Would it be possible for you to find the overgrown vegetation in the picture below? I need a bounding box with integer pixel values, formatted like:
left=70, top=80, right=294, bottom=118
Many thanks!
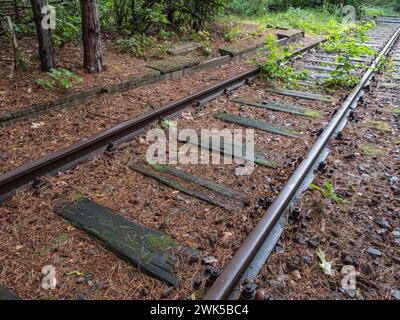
left=321, top=21, right=376, bottom=90
left=255, top=34, right=309, bottom=85
left=36, top=68, right=83, bottom=91
left=3, top=0, right=400, bottom=75
left=113, top=34, right=157, bottom=57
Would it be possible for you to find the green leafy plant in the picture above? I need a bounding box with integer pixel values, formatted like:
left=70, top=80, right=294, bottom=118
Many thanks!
left=203, top=46, right=213, bottom=56
left=52, top=2, right=81, bottom=47
left=55, top=234, right=69, bottom=245
left=35, top=79, right=55, bottom=91
left=255, top=34, right=309, bottom=86
left=75, top=191, right=84, bottom=203
left=224, top=26, right=242, bottom=41
left=36, top=68, right=82, bottom=91
left=316, top=248, right=334, bottom=276
left=192, top=30, right=212, bottom=54
left=321, top=22, right=376, bottom=90
left=310, top=180, right=346, bottom=204
left=49, top=68, right=83, bottom=89
left=157, top=42, right=171, bottom=56
left=161, top=119, right=176, bottom=130
left=114, top=34, right=156, bottom=57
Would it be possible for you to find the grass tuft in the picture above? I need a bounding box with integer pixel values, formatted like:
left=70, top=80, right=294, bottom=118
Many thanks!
left=358, top=144, right=385, bottom=156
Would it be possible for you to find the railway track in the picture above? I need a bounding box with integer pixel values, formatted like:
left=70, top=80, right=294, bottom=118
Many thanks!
left=0, top=21, right=399, bottom=300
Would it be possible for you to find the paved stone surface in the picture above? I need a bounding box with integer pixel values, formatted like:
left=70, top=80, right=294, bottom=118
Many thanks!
left=168, top=42, right=205, bottom=56
left=147, top=56, right=201, bottom=74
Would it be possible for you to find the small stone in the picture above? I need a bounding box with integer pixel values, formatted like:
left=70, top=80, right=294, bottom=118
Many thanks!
left=389, top=176, right=399, bottom=186
left=363, top=132, right=377, bottom=141
left=193, top=277, right=202, bottom=290
left=302, top=255, right=312, bottom=265
left=270, top=280, right=284, bottom=291
left=367, top=247, right=382, bottom=257
left=343, top=255, right=355, bottom=265
left=357, top=163, right=368, bottom=172
left=140, top=288, right=150, bottom=297
left=189, top=254, right=200, bottom=264
left=307, top=235, right=320, bottom=247
left=88, top=249, right=97, bottom=256
left=391, top=290, right=400, bottom=300
left=392, top=228, right=400, bottom=238
left=104, top=186, right=118, bottom=193
left=102, top=283, right=110, bottom=290
left=275, top=245, right=285, bottom=254
left=346, top=289, right=356, bottom=298
left=75, top=277, right=85, bottom=284
left=376, top=229, right=387, bottom=236
left=295, top=232, right=306, bottom=244
left=277, top=274, right=289, bottom=283
left=202, top=256, right=218, bottom=266
left=375, top=218, right=391, bottom=229
left=290, top=270, right=302, bottom=281
left=328, top=280, right=337, bottom=291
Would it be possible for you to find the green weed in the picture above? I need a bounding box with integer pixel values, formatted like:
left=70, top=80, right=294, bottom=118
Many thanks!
left=310, top=180, right=346, bottom=204
left=366, top=120, right=392, bottom=132
left=114, top=34, right=156, bottom=57
left=36, top=68, right=82, bottom=91
left=322, top=22, right=376, bottom=90
left=358, top=144, right=385, bottom=156
left=224, top=26, right=242, bottom=41
left=255, top=34, right=309, bottom=86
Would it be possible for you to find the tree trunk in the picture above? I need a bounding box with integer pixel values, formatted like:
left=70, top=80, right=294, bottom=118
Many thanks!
left=14, top=0, right=20, bottom=22
left=30, top=0, right=55, bottom=71
left=80, top=0, right=103, bottom=72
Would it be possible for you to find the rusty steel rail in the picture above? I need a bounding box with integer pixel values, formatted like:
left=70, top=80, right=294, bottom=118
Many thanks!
left=0, top=69, right=259, bottom=201
left=0, top=36, right=326, bottom=202
left=203, top=26, right=400, bottom=300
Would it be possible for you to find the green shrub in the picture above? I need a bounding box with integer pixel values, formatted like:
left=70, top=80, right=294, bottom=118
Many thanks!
left=114, top=34, right=156, bottom=57
left=322, top=21, right=376, bottom=90
left=36, top=68, right=83, bottom=91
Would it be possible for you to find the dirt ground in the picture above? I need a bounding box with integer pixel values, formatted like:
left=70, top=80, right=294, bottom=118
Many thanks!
left=257, top=46, right=400, bottom=301
left=0, top=22, right=291, bottom=115
left=1, top=22, right=396, bottom=301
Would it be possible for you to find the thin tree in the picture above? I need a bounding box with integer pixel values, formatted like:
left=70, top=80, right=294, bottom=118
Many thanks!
left=80, top=0, right=103, bottom=72
left=30, top=0, right=55, bottom=71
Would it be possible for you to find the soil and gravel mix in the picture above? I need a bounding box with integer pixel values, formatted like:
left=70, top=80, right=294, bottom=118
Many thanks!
left=0, top=22, right=291, bottom=115
left=0, top=35, right=321, bottom=175
left=0, top=61, right=359, bottom=300
left=0, top=25, right=395, bottom=301
left=256, top=41, right=400, bottom=301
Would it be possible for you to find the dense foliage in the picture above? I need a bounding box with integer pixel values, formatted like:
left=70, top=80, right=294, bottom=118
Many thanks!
left=5, top=0, right=399, bottom=42
left=227, top=0, right=400, bottom=16
left=2, top=0, right=399, bottom=77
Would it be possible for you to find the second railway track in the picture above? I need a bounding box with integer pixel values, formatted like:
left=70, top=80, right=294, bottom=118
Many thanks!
left=0, top=20, right=399, bottom=300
